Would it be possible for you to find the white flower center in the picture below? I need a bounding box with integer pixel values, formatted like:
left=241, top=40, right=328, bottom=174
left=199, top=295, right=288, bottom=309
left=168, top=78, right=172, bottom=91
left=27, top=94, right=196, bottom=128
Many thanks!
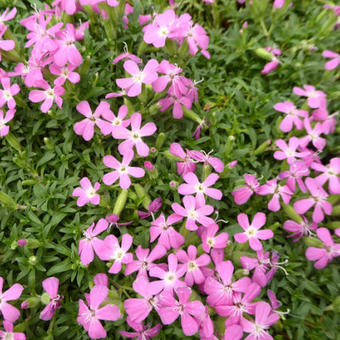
left=131, top=131, right=141, bottom=141
left=254, top=324, right=266, bottom=337
left=118, top=165, right=128, bottom=174
left=45, top=88, right=55, bottom=99
left=3, top=333, right=15, bottom=340
left=113, top=118, right=122, bottom=126
left=3, top=90, right=12, bottom=100
left=158, top=26, right=169, bottom=37
left=133, top=71, right=144, bottom=83
left=207, top=237, right=215, bottom=247
left=188, top=209, right=198, bottom=220
left=114, top=248, right=125, bottom=261
left=246, top=226, right=257, bottom=238
left=164, top=272, right=176, bottom=285
left=188, top=260, right=198, bottom=272
left=86, top=188, right=96, bottom=198
left=195, top=183, right=205, bottom=193
left=285, top=148, right=295, bottom=157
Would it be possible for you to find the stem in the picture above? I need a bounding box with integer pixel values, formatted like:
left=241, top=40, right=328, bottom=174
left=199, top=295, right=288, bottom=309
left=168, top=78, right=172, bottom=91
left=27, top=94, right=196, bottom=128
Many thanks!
left=260, top=18, right=270, bottom=37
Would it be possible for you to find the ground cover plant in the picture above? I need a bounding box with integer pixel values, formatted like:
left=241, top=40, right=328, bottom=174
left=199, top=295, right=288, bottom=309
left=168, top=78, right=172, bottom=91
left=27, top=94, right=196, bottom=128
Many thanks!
left=0, top=0, right=339, bottom=339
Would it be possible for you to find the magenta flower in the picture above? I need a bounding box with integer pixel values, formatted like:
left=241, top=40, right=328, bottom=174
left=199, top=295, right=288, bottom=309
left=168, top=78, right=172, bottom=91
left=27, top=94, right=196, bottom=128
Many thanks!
left=77, top=285, right=121, bottom=339
left=120, top=317, right=161, bottom=340
left=169, top=143, right=196, bottom=175
left=138, top=197, right=162, bottom=219
left=234, top=213, right=273, bottom=251
left=261, top=47, right=281, bottom=75
left=171, top=195, right=215, bottom=231
left=116, top=59, right=159, bottom=97
left=201, top=223, right=229, bottom=253
left=278, top=161, right=309, bottom=193
left=274, top=101, right=308, bottom=132
left=241, top=301, right=280, bottom=340
left=0, top=109, right=15, bottom=137
left=0, top=8, right=17, bottom=30
left=258, top=179, right=293, bottom=212
left=158, top=287, right=205, bottom=336
left=224, top=325, right=243, bottom=340
left=114, top=113, right=157, bottom=157
left=0, top=320, right=26, bottom=340
left=74, top=101, right=113, bottom=141
left=312, top=157, right=340, bottom=194
left=79, top=219, right=108, bottom=266
left=49, top=63, right=80, bottom=86
left=299, top=118, right=326, bottom=151
left=0, top=277, right=23, bottom=323
left=103, top=151, right=145, bottom=189
left=113, top=52, right=142, bottom=65
left=40, top=277, right=63, bottom=321
left=293, top=85, right=326, bottom=109
left=97, top=234, right=133, bottom=274
left=294, top=177, right=332, bottom=223
left=0, top=78, right=20, bottom=109
left=100, top=104, right=130, bottom=139
left=124, top=277, right=161, bottom=323
left=306, top=228, right=340, bottom=269
left=176, top=245, right=211, bottom=286
left=125, top=244, right=166, bottom=277
left=274, top=137, right=307, bottom=164
left=150, top=213, right=185, bottom=250
left=72, top=177, right=100, bottom=207
left=204, top=260, right=251, bottom=307
left=322, top=50, right=340, bottom=70
left=52, top=0, right=79, bottom=15
left=178, top=172, right=222, bottom=205
left=232, top=174, right=260, bottom=205
left=149, top=254, right=186, bottom=294
left=283, top=216, right=317, bottom=242
left=184, top=23, right=210, bottom=58
left=28, top=80, right=64, bottom=113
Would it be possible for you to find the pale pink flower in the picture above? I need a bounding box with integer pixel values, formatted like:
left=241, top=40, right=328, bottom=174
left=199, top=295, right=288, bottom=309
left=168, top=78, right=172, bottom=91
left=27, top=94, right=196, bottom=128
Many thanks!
left=97, top=234, right=133, bottom=274
left=306, top=228, right=340, bottom=269
left=178, top=172, right=222, bottom=205
left=274, top=101, right=308, bottom=132
left=116, top=59, right=159, bottom=97
left=79, top=219, right=108, bottom=266
left=158, top=287, right=205, bottom=336
left=100, top=104, right=130, bottom=138
left=184, top=23, right=210, bottom=58
left=0, top=320, right=26, bottom=340
left=171, top=195, right=215, bottom=231
left=120, top=317, right=161, bottom=340
left=40, top=277, right=63, bottom=321
left=0, top=109, right=15, bottom=137
left=234, top=213, right=273, bottom=251
left=294, top=177, right=332, bottom=223
left=72, top=177, right=100, bottom=207
left=113, top=52, right=142, bottom=65
left=299, top=118, right=326, bottom=151
left=77, top=285, right=121, bottom=339
left=293, top=85, right=326, bottom=109
left=52, top=0, right=80, bottom=15
left=312, top=157, right=340, bottom=194
left=224, top=325, right=243, bottom=340
left=103, top=151, right=145, bottom=189
left=93, top=273, right=108, bottom=287
left=0, top=277, right=23, bottom=322
left=0, top=26, right=15, bottom=61
left=283, top=216, right=317, bottom=242
left=322, top=50, right=340, bottom=70
left=169, top=143, right=196, bottom=175
left=274, top=137, right=307, bottom=164
left=201, top=223, right=229, bottom=253
left=0, top=78, right=20, bottom=109
left=232, top=174, right=260, bottom=205
left=278, top=161, right=309, bottom=193
left=74, top=101, right=113, bottom=141
left=114, top=113, right=157, bottom=157
left=49, top=63, right=80, bottom=86
left=0, top=8, right=17, bottom=30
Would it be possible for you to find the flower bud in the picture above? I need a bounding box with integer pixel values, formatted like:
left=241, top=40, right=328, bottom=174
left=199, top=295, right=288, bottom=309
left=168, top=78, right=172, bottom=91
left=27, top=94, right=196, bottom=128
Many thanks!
left=41, top=292, right=51, bottom=305
left=303, top=236, right=323, bottom=248
left=169, top=181, right=178, bottom=190
left=28, top=256, right=38, bottom=266
left=17, top=239, right=27, bottom=247
left=156, top=132, right=166, bottom=149
left=255, top=47, right=274, bottom=61
left=144, top=161, right=154, bottom=171
left=228, top=160, right=238, bottom=168
left=113, top=189, right=128, bottom=217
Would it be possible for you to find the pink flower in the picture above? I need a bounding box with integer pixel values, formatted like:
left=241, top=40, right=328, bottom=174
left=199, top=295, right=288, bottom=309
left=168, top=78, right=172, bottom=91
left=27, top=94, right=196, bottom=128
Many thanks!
left=113, top=52, right=142, bottom=65
left=322, top=50, right=340, bottom=70
left=0, top=109, right=15, bottom=137
left=120, top=318, right=161, bottom=339
left=0, top=277, right=23, bottom=322
left=114, top=112, right=157, bottom=157
left=124, top=277, right=161, bottom=323
left=278, top=161, right=309, bottom=193
left=72, top=177, right=100, bottom=207
left=232, top=174, right=260, bottom=205
left=274, top=137, right=307, bottom=164
left=52, top=0, right=80, bottom=15
left=169, top=143, right=196, bottom=175
left=178, top=172, right=222, bottom=205
left=294, top=177, right=332, bottom=223
left=258, top=179, right=293, bottom=212
left=138, top=198, right=162, bottom=219
left=158, top=287, right=205, bottom=336
left=149, top=253, right=186, bottom=294
left=274, top=101, right=308, bottom=132
left=299, top=118, right=326, bottom=151
left=283, top=216, right=317, bottom=242
left=79, top=219, right=108, bottom=266
left=77, top=285, right=121, bottom=339
left=241, top=301, right=280, bottom=339
left=28, top=80, right=64, bottom=113
left=306, top=228, right=340, bottom=269
left=49, top=63, right=80, bottom=86
left=204, top=260, right=251, bottom=307
left=201, top=223, right=229, bottom=253
left=176, top=245, right=210, bottom=286
left=150, top=213, right=185, bottom=250
left=116, top=59, right=159, bottom=97
left=0, top=8, right=17, bottom=30
left=312, top=157, right=340, bottom=194
left=184, top=23, right=210, bottom=58
left=0, top=26, right=15, bottom=61
left=40, top=277, right=63, bottom=321
left=74, top=101, right=113, bottom=141
left=234, top=213, right=273, bottom=251
left=0, top=78, right=20, bottom=110
left=100, top=104, right=130, bottom=139
left=102, top=151, right=145, bottom=189
left=97, top=234, right=133, bottom=274
left=293, top=85, right=326, bottom=109
left=261, top=47, right=281, bottom=75
left=0, top=320, right=26, bottom=340
left=171, top=195, right=215, bottom=231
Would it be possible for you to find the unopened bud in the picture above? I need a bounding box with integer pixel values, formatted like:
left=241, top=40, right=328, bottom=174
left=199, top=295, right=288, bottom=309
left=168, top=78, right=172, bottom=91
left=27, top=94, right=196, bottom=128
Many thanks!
left=144, top=161, right=154, bottom=171
left=41, top=292, right=51, bottom=305
left=28, top=256, right=38, bottom=266
left=17, top=239, right=27, bottom=247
